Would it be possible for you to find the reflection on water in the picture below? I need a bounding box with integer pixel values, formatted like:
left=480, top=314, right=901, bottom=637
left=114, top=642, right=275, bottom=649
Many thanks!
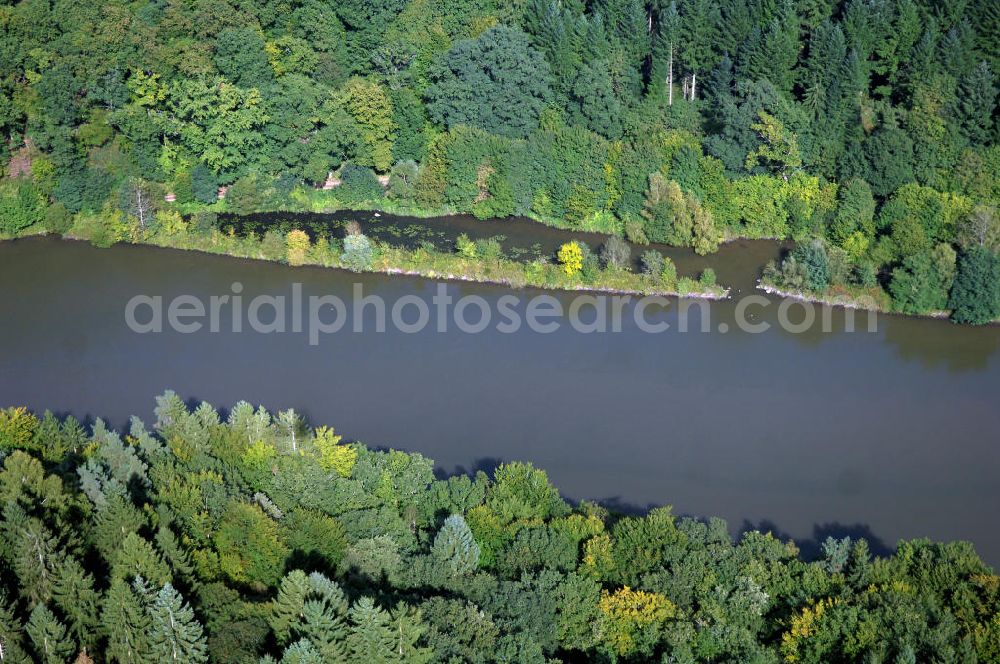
left=1, top=234, right=999, bottom=566
left=882, top=313, right=1000, bottom=372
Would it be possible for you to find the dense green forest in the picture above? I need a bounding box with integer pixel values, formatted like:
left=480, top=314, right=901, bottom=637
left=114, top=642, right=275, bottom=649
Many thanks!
left=0, top=394, right=995, bottom=663
left=0, top=0, right=998, bottom=319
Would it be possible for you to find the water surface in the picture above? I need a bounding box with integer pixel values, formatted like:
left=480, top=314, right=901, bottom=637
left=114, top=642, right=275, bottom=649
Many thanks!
left=1, top=233, right=998, bottom=564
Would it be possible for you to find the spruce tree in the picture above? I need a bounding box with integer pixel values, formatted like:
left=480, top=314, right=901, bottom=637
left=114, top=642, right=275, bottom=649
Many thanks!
left=431, top=514, right=481, bottom=575
left=25, top=605, right=73, bottom=664
left=111, top=533, right=172, bottom=587
left=270, top=571, right=311, bottom=644
left=389, top=604, right=433, bottom=663
left=102, top=578, right=151, bottom=664
left=955, top=62, right=997, bottom=144
left=0, top=592, right=31, bottom=664
left=1, top=504, right=61, bottom=608
left=270, top=570, right=350, bottom=658
left=346, top=597, right=396, bottom=664
left=51, top=556, right=100, bottom=650
left=273, top=639, right=324, bottom=664
left=147, top=584, right=208, bottom=664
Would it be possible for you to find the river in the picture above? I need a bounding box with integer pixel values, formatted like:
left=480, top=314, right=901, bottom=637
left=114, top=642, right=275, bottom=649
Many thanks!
left=1, top=226, right=999, bottom=565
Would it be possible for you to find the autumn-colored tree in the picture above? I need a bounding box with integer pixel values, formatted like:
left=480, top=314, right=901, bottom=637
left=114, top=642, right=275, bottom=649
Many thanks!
left=557, top=242, right=583, bottom=277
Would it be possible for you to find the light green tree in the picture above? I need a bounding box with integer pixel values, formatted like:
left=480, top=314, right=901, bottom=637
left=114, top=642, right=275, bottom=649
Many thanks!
left=147, top=584, right=208, bottom=664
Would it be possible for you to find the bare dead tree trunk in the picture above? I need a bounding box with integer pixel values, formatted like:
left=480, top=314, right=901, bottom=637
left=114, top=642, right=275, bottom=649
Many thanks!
left=135, top=185, right=145, bottom=229
left=668, top=44, right=673, bottom=106
left=691, top=72, right=696, bottom=101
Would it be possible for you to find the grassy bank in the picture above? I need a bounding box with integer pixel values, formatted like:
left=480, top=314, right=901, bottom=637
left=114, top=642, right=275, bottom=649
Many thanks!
left=756, top=278, right=893, bottom=314
left=2, top=209, right=728, bottom=299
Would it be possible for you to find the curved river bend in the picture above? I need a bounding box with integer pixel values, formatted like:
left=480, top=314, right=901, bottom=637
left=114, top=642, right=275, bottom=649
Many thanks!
left=2, top=233, right=999, bottom=564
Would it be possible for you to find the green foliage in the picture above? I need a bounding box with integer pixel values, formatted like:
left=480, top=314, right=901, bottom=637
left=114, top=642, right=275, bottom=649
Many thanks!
left=214, top=28, right=273, bottom=89
left=949, top=246, right=1000, bottom=324
left=0, top=395, right=994, bottom=662
left=889, top=245, right=956, bottom=314
left=25, top=604, right=73, bottom=664
left=340, top=234, right=375, bottom=272
left=215, top=502, right=290, bottom=589
left=191, top=165, right=218, bottom=205
left=745, top=111, right=802, bottom=176
left=148, top=584, right=208, bottom=664
left=0, top=179, right=46, bottom=235
left=431, top=514, right=480, bottom=575
left=337, top=164, right=383, bottom=203
left=783, top=240, right=831, bottom=292
left=0, top=0, right=989, bottom=310
left=426, top=27, right=553, bottom=138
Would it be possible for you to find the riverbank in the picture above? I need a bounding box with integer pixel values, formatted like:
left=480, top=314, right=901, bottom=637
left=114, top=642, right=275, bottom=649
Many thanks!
left=0, top=218, right=728, bottom=300
left=756, top=280, right=892, bottom=313
left=756, top=279, right=1000, bottom=324
left=159, top=230, right=730, bottom=299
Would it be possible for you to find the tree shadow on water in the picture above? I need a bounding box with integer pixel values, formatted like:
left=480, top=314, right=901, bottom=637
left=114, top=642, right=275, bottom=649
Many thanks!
left=434, top=456, right=506, bottom=480
left=741, top=519, right=893, bottom=560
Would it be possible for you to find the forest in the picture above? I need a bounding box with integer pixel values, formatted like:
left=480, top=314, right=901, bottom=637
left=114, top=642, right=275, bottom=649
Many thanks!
left=0, top=394, right=996, bottom=663
left=0, top=0, right=998, bottom=319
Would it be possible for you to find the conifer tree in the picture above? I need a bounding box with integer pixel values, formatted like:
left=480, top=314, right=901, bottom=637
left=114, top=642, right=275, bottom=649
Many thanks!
left=0, top=592, right=31, bottom=664
left=111, top=533, right=172, bottom=587
left=147, top=584, right=208, bottom=664
left=155, top=525, right=196, bottom=585
left=1, top=504, right=61, bottom=608
left=347, top=597, right=396, bottom=664
left=431, top=514, right=481, bottom=575
left=102, top=578, right=151, bottom=664
left=25, top=605, right=73, bottom=664
left=51, top=556, right=100, bottom=650
left=955, top=62, right=997, bottom=144
left=389, top=604, right=433, bottom=663
left=677, top=0, right=720, bottom=99
left=270, top=571, right=350, bottom=660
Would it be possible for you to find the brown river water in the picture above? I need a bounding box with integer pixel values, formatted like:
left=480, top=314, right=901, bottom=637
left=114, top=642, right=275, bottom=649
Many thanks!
left=1, top=217, right=998, bottom=564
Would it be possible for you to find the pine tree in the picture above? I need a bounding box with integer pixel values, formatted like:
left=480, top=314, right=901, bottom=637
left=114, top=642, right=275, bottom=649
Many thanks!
left=91, top=494, right=146, bottom=560
left=147, top=584, right=208, bottom=664
left=102, top=578, right=151, bottom=664
left=25, top=605, right=73, bottom=664
left=347, top=597, right=396, bottom=664
left=677, top=0, right=720, bottom=99
left=652, top=1, right=681, bottom=103
left=431, top=514, right=480, bottom=575
left=34, top=411, right=68, bottom=462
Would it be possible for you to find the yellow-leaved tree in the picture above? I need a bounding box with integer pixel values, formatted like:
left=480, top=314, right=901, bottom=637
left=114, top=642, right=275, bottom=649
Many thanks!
left=286, top=229, right=311, bottom=266
left=313, top=426, right=356, bottom=477
left=558, top=241, right=583, bottom=276
left=596, top=586, right=676, bottom=659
